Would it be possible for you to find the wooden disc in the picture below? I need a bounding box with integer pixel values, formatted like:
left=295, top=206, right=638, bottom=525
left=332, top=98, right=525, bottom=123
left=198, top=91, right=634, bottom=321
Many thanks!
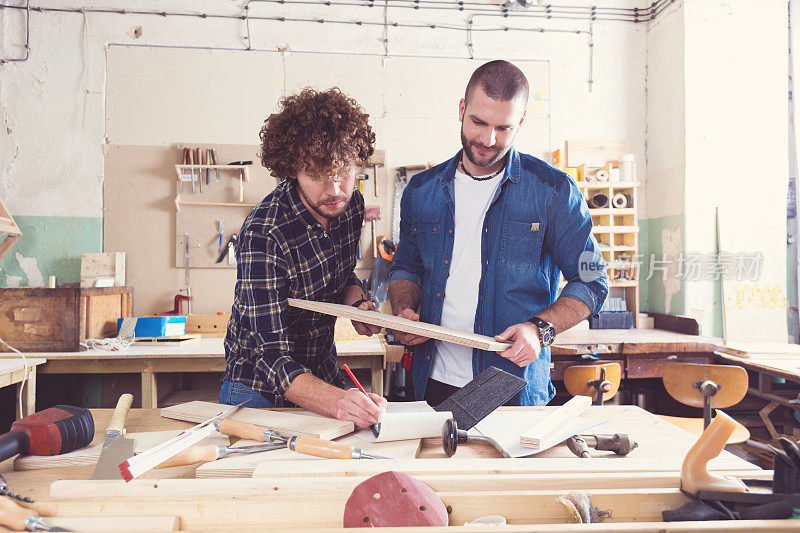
left=662, top=363, right=747, bottom=408
left=563, top=362, right=621, bottom=402
left=343, top=471, right=448, bottom=528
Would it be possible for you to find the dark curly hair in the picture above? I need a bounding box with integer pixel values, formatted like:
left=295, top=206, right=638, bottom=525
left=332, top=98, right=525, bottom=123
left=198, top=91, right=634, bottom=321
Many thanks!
left=259, top=87, right=376, bottom=181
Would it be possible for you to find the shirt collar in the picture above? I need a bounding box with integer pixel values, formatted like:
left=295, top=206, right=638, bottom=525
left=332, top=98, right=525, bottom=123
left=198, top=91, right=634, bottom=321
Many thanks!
left=442, top=147, right=521, bottom=185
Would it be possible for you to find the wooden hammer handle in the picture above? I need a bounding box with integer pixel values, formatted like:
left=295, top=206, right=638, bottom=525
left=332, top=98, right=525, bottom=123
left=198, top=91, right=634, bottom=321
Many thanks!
left=216, top=419, right=269, bottom=441
left=155, top=445, right=222, bottom=469
left=290, top=436, right=352, bottom=459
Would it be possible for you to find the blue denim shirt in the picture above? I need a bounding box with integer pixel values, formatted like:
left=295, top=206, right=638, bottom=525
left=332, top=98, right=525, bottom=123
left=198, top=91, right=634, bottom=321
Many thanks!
left=389, top=148, right=609, bottom=406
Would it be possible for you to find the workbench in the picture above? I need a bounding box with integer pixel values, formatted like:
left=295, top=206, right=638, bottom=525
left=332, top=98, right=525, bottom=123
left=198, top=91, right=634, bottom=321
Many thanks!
left=2, top=406, right=790, bottom=531
left=0, top=357, right=45, bottom=418
left=0, top=338, right=386, bottom=408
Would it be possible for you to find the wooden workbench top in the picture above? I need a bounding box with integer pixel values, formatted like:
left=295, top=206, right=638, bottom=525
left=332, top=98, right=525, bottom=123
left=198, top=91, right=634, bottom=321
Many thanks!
left=1, top=405, right=761, bottom=503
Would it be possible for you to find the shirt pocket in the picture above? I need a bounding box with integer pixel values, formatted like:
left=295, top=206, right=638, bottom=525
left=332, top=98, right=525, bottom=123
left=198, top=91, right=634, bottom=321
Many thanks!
left=500, top=220, right=543, bottom=271
left=411, top=221, right=442, bottom=268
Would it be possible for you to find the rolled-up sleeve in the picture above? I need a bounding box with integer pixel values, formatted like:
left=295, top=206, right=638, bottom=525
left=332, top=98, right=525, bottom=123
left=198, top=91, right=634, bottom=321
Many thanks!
left=388, top=182, right=424, bottom=287
left=237, top=230, right=310, bottom=396
left=547, top=178, right=609, bottom=317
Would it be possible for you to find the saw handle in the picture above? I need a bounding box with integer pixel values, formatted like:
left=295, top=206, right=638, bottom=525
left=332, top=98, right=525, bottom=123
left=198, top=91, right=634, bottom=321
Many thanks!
left=105, top=394, right=133, bottom=437
left=0, top=496, right=34, bottom=531
left=155, top=445, right=222, bottom=469
left=216, top=419, right=268, bottom=442
left=289, top=436, right=352, bottom=459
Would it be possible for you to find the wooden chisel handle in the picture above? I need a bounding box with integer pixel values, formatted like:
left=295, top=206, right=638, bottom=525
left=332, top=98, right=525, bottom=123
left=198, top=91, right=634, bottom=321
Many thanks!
left=289, top=436, right=353, bottom=460
left=154, top=445, right=223, bottom=469
left=0, top=496, right=32, bottom=531
left=215, top=419, right=272, bottom=441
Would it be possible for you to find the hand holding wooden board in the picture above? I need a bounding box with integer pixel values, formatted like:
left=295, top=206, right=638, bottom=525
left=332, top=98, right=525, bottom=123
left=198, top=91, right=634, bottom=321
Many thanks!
left=288, top=298, right=511, bottom=351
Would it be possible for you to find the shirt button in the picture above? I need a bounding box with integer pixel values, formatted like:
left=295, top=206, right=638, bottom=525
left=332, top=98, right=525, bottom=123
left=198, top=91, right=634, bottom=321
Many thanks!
left=426, top=356, right=431, bottom=360
left=484, top=228, right=488, bottom=233
left=433, top=227, right=438, bottom=232
left=436, top=292, right=441, bottom=298
left=448, top=229, right=453, bottom=234
left=444, top=259, right=449, bottom=265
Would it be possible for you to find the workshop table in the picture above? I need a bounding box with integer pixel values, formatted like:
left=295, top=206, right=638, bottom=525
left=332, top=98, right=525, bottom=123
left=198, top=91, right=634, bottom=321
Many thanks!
left=1, top=337, right=386, bottom=408
left=0, top=357, right=45, bottom=418
left=0, top=405, right=764, bottom=503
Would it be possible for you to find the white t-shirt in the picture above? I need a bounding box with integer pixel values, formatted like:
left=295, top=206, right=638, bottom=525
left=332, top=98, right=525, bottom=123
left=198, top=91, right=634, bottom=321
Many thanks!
left=429, top=166, right=504, bottom=387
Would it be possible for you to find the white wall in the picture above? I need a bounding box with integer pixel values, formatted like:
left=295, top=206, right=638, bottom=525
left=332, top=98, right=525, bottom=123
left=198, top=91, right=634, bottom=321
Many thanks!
left=1, top=0, right=648, bottom=220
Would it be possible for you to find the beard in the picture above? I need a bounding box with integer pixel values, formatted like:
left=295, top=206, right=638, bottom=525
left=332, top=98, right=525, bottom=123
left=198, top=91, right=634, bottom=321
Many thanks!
left=460, top=128, right=511, bottom=170
left=297, top=187, right=352, bottom=221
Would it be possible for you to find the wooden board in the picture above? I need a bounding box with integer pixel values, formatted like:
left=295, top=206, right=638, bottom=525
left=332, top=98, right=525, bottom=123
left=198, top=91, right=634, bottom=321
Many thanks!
left=565, top=140, right=626, bottom=168
left=51, top=469, right=772, bottom=498
left=34, top=488, right=692, bottom=527
left=159, top=401, right=354, bottom=440
left=288, top=299, right=511, bottom=351
left=519, top=396, right=592, bottom=449
left=185, top=314, right=229, bottom=338
left=718, top=342, right=800, bottom=357
left=131, top=334, right=201, bottom=346
left=80, top=252, right=125, bottom=288
left=195, top=433, right=421, bottom=478
left=48, top=515, right=178, bottom=532
left=14, top=430, right=229, bottom=471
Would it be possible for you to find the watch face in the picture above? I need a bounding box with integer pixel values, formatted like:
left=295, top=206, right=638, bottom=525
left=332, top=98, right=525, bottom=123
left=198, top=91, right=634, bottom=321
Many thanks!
left=541, top=327, right=555, bottom=346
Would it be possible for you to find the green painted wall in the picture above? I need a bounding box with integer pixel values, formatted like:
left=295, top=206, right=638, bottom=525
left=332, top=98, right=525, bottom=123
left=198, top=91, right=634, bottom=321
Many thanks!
left=0, top=216, right=103, bottom=286
left=638, top=214, right=687, bottom=316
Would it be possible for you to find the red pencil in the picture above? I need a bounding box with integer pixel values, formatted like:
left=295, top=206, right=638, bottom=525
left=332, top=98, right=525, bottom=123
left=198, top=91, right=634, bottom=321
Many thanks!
left=342, top=363, right=379, bottom=406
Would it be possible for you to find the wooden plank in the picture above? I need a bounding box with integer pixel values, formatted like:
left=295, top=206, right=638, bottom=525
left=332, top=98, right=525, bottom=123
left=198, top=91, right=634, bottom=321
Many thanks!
left=519, top=396, right=592, bottom=449
left=252, top=455, right=758, bottom=478
left=51, top=470, right=772, bottom=499
left=159, top=401, right=354, bottom=440
left=195, top=433, right=421, bottom=478
left=14, top=430, right=230, bottom=471
left=185, top=314, right=229, bottom=338
left=288, top=298, right=511, bottom=351
left=36, top=488, right=691, bottom=527
left=648, top=313, right=701, bottom=335
left=565, top=140, right=626, bottom=168
left=48, top=515, right=179, bottom=531
left=80, top=252, right=125, bottom=288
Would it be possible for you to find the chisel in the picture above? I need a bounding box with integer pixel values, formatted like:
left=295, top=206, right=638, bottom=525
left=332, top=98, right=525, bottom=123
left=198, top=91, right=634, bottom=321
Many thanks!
left=154, top=441, right=284, bottom=469
left=0, top=496, right=70, bottom=531
left=214, top=419, right=391, bottom=460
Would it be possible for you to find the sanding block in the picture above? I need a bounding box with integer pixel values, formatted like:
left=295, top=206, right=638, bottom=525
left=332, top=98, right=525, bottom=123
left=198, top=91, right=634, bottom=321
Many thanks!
left=434, top=367, right=526, bottom=430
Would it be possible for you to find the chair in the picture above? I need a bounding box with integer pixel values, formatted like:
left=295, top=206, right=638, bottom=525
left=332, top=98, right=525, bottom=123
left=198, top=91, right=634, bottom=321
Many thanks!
left=563, top=362, right=622, bottom=405
left=660, top=362, right=750, bottom=444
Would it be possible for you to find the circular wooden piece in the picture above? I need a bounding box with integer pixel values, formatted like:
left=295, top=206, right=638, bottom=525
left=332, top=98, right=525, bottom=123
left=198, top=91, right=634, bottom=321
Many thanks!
left=662, top=363, right=747, bottom=408
left=343, top=471, right=448, bottom=528
left=563, top=362, right=621, bottom=402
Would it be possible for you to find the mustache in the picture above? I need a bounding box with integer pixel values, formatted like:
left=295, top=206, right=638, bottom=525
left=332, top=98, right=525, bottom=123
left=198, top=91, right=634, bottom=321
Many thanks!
left=319, top=196, right=347, bottom=204
left=471, top=142, right=497, bottom=151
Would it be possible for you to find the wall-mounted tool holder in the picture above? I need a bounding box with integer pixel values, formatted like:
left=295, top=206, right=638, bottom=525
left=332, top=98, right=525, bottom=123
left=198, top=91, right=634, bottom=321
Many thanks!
left=174, top=147, right=260, bottom=269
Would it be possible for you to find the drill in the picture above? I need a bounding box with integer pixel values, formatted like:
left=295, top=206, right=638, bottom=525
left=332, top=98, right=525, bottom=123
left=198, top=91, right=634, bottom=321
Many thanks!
left=0, top=405, right=94, bottom=462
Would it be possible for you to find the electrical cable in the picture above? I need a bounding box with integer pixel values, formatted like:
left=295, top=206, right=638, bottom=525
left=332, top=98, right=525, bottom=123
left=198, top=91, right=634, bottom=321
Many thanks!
left=0, top=336, right=29, bottom=419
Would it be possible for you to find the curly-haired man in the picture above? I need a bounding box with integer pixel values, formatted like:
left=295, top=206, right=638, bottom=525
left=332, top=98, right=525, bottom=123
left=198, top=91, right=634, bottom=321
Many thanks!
left=221, top=88, right=386, bottom=429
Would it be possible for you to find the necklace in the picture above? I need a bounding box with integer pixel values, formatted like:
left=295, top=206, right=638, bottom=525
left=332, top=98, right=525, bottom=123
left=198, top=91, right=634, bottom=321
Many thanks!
left=459, top=159, right=503, bottom=181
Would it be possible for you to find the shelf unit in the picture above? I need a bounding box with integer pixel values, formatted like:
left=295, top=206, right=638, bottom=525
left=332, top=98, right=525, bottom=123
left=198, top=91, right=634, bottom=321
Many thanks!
left=582, top=180, right=640, bottom=326
left=174, top=164, right=250, bottom=211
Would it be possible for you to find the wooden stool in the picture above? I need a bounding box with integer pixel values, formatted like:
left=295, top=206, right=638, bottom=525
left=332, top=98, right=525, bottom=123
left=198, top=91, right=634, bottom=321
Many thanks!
left=660, top=362, right=750, bottom=444
left=563, top=362, right=621, bottom=405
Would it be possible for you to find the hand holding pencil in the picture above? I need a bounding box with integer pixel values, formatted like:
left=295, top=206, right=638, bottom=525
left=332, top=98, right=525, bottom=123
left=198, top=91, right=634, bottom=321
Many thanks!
left=339, top=364, right=387, bottom=430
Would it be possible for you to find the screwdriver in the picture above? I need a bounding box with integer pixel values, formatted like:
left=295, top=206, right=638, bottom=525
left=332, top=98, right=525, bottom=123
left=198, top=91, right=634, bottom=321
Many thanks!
left=216, top=419, right=391, bottom=460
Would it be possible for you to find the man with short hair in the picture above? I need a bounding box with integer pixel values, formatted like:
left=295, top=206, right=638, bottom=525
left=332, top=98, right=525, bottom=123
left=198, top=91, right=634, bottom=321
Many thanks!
left=222, top=87, right=385, bottom=429
left=388, top=60, right=608, bottom=407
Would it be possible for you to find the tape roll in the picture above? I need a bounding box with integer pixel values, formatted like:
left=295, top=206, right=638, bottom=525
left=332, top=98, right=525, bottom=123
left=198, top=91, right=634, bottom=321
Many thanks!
left=588, top=193, right=609, bottom=209
left=585, top=171, right=597, bottom=182
left=594, top=170, right=609, bottom=182
left=612, top=193, right=631, bottom=209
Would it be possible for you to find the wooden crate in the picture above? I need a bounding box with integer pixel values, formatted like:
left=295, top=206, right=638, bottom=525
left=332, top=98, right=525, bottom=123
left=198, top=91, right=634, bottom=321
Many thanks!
left=0, top=287, right=133, bottom=352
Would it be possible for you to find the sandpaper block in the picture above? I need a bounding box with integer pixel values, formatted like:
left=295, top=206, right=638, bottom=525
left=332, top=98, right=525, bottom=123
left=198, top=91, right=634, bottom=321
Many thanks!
left=434, top=367, right=526, bottom=430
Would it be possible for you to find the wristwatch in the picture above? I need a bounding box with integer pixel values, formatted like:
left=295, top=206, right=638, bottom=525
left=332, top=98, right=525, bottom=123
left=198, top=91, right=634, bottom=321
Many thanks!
left=527, top=317, right=556, bottom=348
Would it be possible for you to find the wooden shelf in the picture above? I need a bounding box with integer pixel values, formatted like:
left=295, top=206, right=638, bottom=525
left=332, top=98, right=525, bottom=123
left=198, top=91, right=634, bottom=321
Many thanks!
left=588, top=208, right=636, bottom=215
left=577, top=181, right=639, bottom=189
left=177, top=201, right=257, bottom=208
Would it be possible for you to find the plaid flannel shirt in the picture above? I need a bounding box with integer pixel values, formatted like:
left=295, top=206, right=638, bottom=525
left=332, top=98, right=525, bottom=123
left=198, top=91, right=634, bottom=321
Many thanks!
left=223, top=179, right=364, bottom=406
